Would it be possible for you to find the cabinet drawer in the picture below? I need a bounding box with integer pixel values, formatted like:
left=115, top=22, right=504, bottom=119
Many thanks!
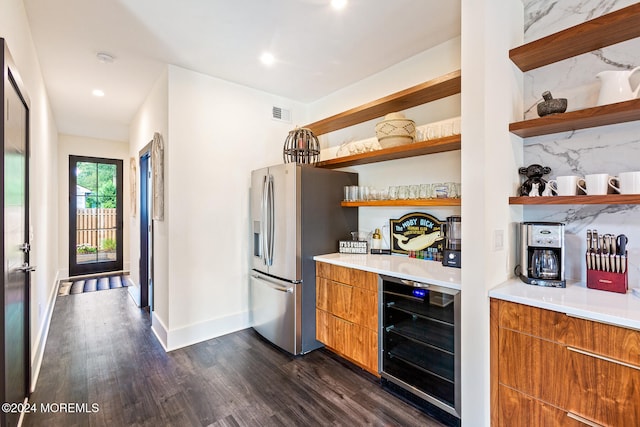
left=498, top=328, right=568, bottom=408
left=327, top=281, right=377, bottom=331
left=318, top=312, right=378, bottom=375
left=497, top=300, right=640, bottom=368
left=498, top=300, right=567, bottom=342
left=567, top=347, right=640, bottom=427
left=316, top=308, right=331, bottom=347
left=565, top=316, right=640, bottom=368
left=316, top=277, right=330, bottom=311
left=498, top=386, right=582, bottom=427
left=316, top=261, right=331, bottom=281
left=317, top=277, right=377, bottom=330
left=316, top=262, right=377, bottom=292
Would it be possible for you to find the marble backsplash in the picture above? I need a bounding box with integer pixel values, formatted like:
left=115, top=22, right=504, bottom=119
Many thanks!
left=521, top=0, right=640, bottom=287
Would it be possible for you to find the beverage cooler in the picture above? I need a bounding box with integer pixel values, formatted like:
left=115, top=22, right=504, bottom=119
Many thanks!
left=380, top=275, right=461, bottom=426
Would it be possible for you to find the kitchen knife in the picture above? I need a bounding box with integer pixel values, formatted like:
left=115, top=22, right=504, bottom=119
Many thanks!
left=586, top=230, right=592, bottom=270
left=611, top=235, right=618, bottom=272
left=602, top=236, right=609, bottom=272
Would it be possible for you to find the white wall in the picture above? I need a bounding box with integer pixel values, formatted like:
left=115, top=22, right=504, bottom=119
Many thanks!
left=57, top=134, right=130, bottom=279
left=129, top=64, right=308, bottom=350
left=128, top=67, right=169, bottom=341
left=461, top=0, right=523, bottom=425
left=1, top=0, right=60, bottom=390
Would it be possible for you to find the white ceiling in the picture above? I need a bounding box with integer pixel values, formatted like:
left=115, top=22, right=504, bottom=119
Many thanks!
left=23, top=0, right=461, bottom=141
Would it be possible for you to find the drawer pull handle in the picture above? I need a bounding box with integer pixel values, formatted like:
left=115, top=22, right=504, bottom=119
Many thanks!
left=567, top=346, right=640, bottom=371
left=566, top=411, right=604, bottom=427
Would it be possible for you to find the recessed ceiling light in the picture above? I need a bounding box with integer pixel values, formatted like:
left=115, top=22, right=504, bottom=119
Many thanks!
left=260, top=52, right=275, bottom=66
left=92, top=89, right=105, bottom=97
left=331, top=0, right=347, bottom=10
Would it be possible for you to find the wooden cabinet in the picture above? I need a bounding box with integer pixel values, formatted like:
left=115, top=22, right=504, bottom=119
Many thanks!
left=316, top=262, right=379, bottom=375
left=491, top=299, right=640, bottom=426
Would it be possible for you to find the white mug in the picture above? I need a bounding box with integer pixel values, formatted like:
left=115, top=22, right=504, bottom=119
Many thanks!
left=609, top=171, right=640, bottom=194
left=547, top=175, right=581, bottom=196
left=577, top=173, right=611, bottom=195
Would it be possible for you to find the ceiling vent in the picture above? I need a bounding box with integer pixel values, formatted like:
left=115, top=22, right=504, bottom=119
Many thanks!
left=272, top=106, right=291, bottom=123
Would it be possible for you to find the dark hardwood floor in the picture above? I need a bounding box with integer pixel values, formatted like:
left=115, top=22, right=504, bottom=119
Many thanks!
left=25, top=287, right=445, bottom=427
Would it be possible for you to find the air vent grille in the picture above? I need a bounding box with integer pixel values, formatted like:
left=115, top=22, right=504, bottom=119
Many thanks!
left=272, top=106, right=291, bottom=123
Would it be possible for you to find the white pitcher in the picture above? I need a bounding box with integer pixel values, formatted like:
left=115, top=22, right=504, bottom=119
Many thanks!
left=596, top=66, right=640, bottom=106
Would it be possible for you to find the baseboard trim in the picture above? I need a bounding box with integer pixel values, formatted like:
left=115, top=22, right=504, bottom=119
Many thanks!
left=150, top=311, right=169, bottom=352
left=30, top=270, right=60, bottom=393
left=151, top=310, right=251, bottom=352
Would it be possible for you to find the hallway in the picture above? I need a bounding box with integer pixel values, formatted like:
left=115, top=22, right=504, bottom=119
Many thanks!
left=25, top=287, right=444, bottom=427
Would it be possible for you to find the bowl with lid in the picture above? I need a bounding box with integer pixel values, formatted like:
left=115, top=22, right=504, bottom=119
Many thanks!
left=375, top=112, right=416, bottom=148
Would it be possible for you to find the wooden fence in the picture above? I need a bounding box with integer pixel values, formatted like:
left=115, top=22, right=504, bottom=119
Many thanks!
left=76, top=208, right=117, bottom=250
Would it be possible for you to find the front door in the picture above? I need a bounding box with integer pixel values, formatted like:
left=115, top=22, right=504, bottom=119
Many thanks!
left=69, top=156, right=123, bottom=276
left=2, top=39, right=31, bottom=427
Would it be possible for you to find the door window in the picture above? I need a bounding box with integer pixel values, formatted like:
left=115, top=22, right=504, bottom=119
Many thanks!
left=69, top=156, right=123, bottom=276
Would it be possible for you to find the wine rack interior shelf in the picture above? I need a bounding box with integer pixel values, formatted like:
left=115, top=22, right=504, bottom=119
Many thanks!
left=316, top=135, right=461, bottom=169
left=509, top=3, right=640, bottom=72
left=342, top=198, right=461, bottom=208
left=305, top=70, right=461, bottom=137
left=509, top=195, right=640, bottom=205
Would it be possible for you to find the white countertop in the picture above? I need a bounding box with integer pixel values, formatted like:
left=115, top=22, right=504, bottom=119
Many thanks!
left=489, top=279, right=640, bottom=331
left=313, top=253, right=462, bottom=290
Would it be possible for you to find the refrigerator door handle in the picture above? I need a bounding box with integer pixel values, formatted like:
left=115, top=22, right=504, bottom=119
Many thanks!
left=266, top=174, right=275, bottom=266
left=261, top=175, right=269, bottom=265
left=251, top=274, right=294, bottom=293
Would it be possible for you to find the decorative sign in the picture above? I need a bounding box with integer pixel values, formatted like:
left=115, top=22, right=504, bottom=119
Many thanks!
left=339, top=240, right=368, bottom=254
left=390, top=212, right=444, bottom=256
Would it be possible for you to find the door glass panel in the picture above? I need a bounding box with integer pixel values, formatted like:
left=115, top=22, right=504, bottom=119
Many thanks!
left=75, top=162, right=118, bottom=265
left=70, top=157, right=123, bottom=275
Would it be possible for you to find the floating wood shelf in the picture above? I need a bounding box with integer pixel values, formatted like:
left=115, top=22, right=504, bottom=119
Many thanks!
left=342, top=198, right=461, bottom=207
left=509, top=3, right=640, bottom=72
left=304, top=70, right=461, bottom=136
left=509, top=195, right=640, bottom=205
left=509, top=98, right=640, bottom=138
left=316, top=135, right=461, bottom=169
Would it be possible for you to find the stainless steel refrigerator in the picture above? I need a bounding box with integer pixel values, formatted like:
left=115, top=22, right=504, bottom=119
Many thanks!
left=250, top=163, right=358, bottom=355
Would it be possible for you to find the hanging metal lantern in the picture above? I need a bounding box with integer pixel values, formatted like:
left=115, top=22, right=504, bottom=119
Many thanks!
left=283, top=127, right=320, bottom=165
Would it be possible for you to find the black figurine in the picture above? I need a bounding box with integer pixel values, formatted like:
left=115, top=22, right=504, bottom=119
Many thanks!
left=519, top=164, right=552, bottom=196
left=537, top=91, right=567, bottom=117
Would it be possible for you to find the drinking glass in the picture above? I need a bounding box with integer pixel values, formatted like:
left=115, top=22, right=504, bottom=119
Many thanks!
left=441, top=122, right=453, bottom=137
left=398, top=185, right=409, bottom=200
left=348, top=185, right=359, bottom=201
left=409, top=185, right=419, bottom=199
left=446, top=182, right=459, bottom=198
left=432, top=183, right=448, bottom=198
left=388, top=186, right=398, bottom=200
left=419, top=184, right=431, bottom=199
left=359, top=186, right=370, bottom=201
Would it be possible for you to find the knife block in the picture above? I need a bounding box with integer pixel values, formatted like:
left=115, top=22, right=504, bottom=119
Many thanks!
left=586, top=258, right=628, bottom=293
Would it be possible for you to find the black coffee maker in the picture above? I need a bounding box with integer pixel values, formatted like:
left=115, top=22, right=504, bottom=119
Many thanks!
left=442, top=216, right=461, bottom=268
left=519, top=222, right=565, bottom=287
